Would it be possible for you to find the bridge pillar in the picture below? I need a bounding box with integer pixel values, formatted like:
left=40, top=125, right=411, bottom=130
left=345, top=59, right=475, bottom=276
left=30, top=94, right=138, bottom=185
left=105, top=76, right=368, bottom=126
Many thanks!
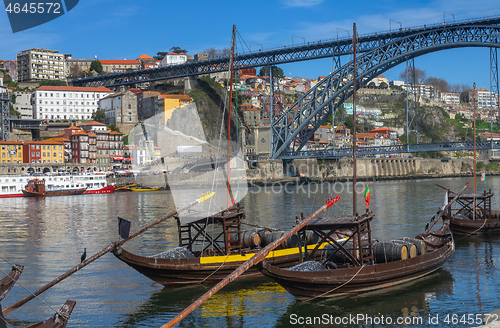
left=185, top=77, right=198, bottom=92
left=1, top=91, right=10, bottom=141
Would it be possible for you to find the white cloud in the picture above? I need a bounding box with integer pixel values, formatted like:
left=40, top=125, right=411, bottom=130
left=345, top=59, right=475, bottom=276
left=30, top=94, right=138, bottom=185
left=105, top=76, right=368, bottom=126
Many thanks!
left=282, top=0, right=324, bottom=8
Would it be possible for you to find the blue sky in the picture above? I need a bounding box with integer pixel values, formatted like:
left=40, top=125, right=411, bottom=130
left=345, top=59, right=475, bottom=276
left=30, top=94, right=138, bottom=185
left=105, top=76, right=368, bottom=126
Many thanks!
left=1, top=0, right=500, bottom=89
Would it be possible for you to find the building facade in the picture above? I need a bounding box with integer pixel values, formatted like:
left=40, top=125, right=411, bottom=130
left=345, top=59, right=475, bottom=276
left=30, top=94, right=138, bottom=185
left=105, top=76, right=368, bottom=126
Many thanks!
left=98, top=90, right=138, bottom=124
left=13, top=91, right=33, bottom=119
left=32, top=86, right=114, bottom=121
left=0, top=60, right=16, bottom=81
left=160, top=52, right=187, bottom=66
left=16, top=49, right=66, bottom=82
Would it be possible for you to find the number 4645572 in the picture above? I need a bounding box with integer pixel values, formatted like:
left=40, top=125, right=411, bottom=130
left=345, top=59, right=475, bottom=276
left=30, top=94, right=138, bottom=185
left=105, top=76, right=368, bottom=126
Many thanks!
left=5, top=2, right=61, bottom=14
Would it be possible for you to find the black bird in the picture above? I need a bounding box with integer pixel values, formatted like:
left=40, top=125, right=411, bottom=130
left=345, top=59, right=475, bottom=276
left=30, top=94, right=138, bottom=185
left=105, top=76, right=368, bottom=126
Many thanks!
left=80, top=248, right=87, bottom=263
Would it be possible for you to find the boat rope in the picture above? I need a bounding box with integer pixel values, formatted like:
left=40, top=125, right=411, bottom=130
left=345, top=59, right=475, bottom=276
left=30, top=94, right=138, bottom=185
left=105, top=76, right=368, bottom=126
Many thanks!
left=0, top=267, right=65, bottom=319
left=467, top=217, right=488, bottom=236
left=0, top=314, right=11, bottom=327
left=199, top=254, right=231, bottom=283
left=303, top=264, right=365, bottom=301
left=0, top=256, right=13, bottom=267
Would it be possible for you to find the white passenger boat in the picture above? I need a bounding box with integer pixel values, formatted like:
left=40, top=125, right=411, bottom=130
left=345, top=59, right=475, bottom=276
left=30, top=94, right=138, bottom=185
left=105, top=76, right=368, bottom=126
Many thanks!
left=0, top=172, right=116, bottom=198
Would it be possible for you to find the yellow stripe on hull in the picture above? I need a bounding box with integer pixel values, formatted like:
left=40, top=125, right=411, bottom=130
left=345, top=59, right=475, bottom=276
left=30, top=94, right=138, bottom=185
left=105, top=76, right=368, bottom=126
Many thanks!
left=199, top=243, right=328, bottom=264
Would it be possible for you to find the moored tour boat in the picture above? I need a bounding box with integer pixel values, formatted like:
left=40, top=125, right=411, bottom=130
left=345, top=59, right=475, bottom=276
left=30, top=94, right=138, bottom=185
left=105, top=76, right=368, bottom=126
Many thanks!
left=0, top=172, right=115, bottom=198
left=22, top=179, right=86, bottom=197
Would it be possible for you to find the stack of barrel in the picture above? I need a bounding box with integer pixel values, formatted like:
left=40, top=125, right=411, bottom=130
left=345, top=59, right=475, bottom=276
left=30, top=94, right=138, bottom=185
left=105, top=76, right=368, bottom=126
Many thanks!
left=258, top=230, right=300, bottom=250
left=373, top=237, right=427, bottom=263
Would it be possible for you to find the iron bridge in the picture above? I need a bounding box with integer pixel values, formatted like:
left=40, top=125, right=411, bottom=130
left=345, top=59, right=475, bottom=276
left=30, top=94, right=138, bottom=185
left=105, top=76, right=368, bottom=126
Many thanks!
left=271, top=16, right=500, bottom=159
left=72, top=16, right=500, bottom=88
left=281, top=141, right=499, bottom=159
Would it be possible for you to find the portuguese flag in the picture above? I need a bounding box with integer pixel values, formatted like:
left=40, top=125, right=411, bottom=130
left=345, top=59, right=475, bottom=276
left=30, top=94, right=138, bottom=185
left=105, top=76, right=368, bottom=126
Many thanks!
left=364, top=186, right=370, bottom=206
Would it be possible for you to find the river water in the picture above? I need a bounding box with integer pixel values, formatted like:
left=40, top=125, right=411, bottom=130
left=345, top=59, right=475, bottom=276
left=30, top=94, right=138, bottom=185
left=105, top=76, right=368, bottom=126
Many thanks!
left=1, top=177, right=500, bottom=327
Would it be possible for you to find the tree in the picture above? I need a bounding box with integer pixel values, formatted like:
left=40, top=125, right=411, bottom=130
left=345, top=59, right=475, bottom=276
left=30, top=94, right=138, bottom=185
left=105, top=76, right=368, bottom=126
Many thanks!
left=202, top=47, right=231, bottom=59
left=91, top=110, right=106, bottom=122
left=259, top=66, right=284, bottom=78
left=90, top=60, right=103, bottom=74
left=398, top=67, right=427, bottom=84
left=379, top=82, right=388, bottom=89
left=170, top=46, right=187, bottom=54
left=154, top=51, right=168, bottom=60
left=70, top=64, right=83, bottom=78
left=107, top=123, right=120, bottom=132
left=424, top=76, right=449, bottom=92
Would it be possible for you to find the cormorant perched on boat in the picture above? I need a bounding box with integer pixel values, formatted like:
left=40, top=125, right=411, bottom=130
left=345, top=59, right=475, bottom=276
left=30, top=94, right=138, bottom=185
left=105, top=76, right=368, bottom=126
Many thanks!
left=81, top=248, right=87, bottom=263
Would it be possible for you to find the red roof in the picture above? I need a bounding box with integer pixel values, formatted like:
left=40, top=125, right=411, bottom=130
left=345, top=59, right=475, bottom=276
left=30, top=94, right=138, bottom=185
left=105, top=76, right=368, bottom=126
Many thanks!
left=82, top=121, right=106, bottom=126
left=99, top=59, right=138, bottom=65
left=137, top=54, right=153, bottom=59
left=37, top=86, right=114, bottom=93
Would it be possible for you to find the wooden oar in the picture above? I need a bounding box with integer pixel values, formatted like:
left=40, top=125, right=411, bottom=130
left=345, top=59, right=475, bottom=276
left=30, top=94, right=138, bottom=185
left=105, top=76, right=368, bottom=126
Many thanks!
left=161, top=196, right=340, bottom=328
left=2, top=191, right=215, bottom=317
left=424, top=182, right=470, bottom=234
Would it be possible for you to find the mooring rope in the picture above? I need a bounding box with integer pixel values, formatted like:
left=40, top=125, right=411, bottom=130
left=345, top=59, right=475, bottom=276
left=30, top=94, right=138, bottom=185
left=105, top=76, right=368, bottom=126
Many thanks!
left=303, top=264, right=365, bottom=301
left=0, top=267, right=65, bottom=319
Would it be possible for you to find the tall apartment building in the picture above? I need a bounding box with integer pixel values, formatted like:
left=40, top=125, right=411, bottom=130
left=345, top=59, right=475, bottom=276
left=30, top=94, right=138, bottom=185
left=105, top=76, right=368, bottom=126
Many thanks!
left=98, top=90, right=138, bottom=124
left=440, top=91, right=461, bottom=106
left=16, top=49, right=66, bottom=82
left=32, top=86, right=114, bottom=121
left=462, top=88, right=499, bottom=109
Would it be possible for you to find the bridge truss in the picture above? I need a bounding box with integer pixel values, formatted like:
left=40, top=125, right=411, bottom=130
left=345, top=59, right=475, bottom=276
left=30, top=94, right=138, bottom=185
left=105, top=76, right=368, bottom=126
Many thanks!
left=271, top=20, right=500, bottom=159
left=72, top=16, right=500, bottom=88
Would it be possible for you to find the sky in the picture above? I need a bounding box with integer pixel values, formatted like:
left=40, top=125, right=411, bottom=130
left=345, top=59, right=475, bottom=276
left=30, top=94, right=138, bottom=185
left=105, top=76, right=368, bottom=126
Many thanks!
left=1, top=0, right=500, bottom=89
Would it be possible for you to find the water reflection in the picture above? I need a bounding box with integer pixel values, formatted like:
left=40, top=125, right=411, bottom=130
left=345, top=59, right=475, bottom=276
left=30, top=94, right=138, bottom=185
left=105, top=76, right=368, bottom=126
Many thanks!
left=1, top=177, right=500, bottom=327
left=275, top=270, right=454, bottom=328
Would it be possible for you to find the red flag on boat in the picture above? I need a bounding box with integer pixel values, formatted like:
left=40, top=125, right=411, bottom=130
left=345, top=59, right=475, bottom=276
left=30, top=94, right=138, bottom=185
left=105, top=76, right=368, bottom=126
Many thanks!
left=364, top=186, right=370, bottom=206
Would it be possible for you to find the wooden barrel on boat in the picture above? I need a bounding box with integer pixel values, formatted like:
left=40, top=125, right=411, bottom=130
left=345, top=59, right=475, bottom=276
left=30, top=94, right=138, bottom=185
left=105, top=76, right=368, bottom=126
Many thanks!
left=257, top=229, right=271, bottom=246
left=229, top=231, right=261, bottom=248
left=263, top=231, right=299, bottom=250
left=491, top=209, right=500, bottom=219
left=373, top=241, right=408, bottom=263
left=301, top=230, right=319, bottom=245
left=391, top=240, right=417, bottom=258
left=324, top=242, right=351, bottom=264
left=400, top=237, right=427, bottom=255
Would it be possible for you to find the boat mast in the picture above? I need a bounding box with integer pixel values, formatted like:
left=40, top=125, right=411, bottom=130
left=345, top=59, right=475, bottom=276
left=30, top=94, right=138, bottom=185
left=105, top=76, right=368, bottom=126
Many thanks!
left=473, top=82, right=477, bottom=217
left=227, top=25, right=236, bottom=208
left=352, top=23, right=358, bottom=217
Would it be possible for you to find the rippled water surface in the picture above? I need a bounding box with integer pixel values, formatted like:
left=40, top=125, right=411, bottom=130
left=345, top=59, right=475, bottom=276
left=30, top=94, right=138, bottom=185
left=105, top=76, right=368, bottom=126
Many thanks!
left=1, top=177, right=500, bottom=327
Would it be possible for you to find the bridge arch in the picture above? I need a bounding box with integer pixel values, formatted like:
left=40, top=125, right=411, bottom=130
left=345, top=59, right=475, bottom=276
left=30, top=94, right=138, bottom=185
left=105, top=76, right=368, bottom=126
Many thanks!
left=271, top=23, right=500, bottom=159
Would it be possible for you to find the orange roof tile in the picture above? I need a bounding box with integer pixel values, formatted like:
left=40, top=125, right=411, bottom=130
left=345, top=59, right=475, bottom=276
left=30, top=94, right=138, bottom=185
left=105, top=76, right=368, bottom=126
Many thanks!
left=99, top=59, right=138, bottom=65
left=82, top=121, right=106, bottom=126
left=137, top=54, right=153, bottom=59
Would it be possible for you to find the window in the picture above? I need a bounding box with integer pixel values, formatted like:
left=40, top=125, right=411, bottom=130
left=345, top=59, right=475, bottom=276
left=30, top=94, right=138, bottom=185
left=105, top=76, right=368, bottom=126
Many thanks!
left=36, top=152, right=40, bottom=156
left=42, top=152, right=45, bottom=157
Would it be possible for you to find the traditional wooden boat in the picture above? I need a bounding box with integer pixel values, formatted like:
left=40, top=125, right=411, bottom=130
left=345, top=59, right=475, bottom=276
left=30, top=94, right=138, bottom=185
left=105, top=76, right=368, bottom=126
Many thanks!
left=0, top=265, right=23, bottom=302
left=129, top=186, right=161, bottom=192
left=258, top=210, right=455, bottom=300
left=1, top=266, right=76, bottom=328
left=22, top=179, right=86, bottom=197
left=24, top=300, right=76, bottom=328
left=446, top=189, right=500, bottom=234
left=113, top=205, right=319, bottom=286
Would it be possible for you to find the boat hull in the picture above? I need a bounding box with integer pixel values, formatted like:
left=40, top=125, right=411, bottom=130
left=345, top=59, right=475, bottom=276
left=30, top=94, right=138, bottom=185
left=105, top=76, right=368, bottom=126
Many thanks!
left=259, top=240, right=455, bottom=300
left=449, top=217, right=500, bottom=235
left=113, top=246, right=308, bottom=287
left=84, top=185, right=116, bottom=194
left=23, top=188, right=86, bottom=197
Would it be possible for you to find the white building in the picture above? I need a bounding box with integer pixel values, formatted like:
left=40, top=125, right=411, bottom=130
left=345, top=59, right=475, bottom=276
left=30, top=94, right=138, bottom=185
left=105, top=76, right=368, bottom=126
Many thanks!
left=13, top=91, right=33, bottom=119
left=160, top=52, right=187, bottom=66
left=32, top=86, right=114, bottom=121
left=407, top=84, right=438, bottom=100
left=440, top=91, right=460, bottom=105
left=16, top=48, right=66, bottom=82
